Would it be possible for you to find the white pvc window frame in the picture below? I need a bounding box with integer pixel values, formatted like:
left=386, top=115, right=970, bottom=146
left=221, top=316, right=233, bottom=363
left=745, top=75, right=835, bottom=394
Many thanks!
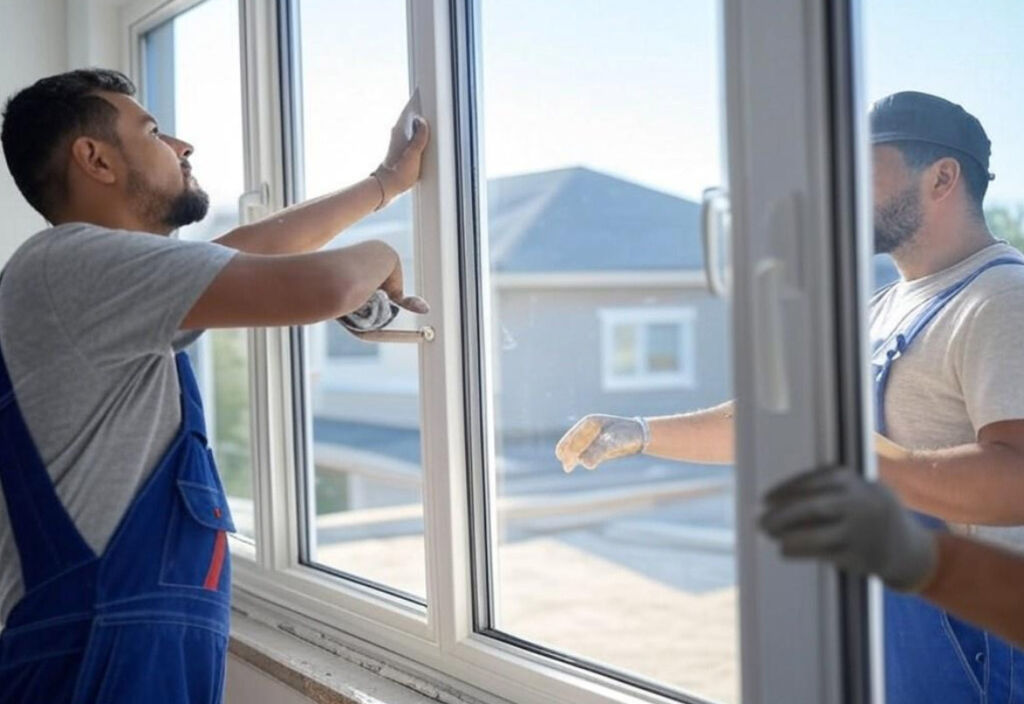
left=598, top=307, right=697, bottom=392
left=119, top=0, right=879, bottom=703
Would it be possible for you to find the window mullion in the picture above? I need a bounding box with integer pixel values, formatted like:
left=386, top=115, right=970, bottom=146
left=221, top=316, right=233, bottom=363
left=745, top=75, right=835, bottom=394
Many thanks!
left=406, top=0, right=474, bottom=652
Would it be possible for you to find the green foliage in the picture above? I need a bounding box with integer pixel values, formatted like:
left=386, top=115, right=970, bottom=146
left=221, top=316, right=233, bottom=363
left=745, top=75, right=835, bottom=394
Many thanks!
left=210, top=329, right=253, bottom=499
left=986, top=204, right=1024, bottom=253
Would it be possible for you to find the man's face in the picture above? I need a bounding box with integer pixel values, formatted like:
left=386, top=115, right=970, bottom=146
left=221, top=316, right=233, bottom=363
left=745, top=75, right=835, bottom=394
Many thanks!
left=872, top=145, right=923, bottom=255
left=102, top=92, right=209, bottom=230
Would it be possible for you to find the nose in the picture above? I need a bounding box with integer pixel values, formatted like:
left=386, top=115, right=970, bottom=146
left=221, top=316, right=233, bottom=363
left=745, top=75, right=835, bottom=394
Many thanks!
left=162, top=134, right=194, bottom=159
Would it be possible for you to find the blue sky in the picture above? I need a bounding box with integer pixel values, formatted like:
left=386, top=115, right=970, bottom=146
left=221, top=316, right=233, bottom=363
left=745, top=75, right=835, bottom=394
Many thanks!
left=165, top=0, right=1024, bottom=212
left=862, top=0, right=1024, bottom=207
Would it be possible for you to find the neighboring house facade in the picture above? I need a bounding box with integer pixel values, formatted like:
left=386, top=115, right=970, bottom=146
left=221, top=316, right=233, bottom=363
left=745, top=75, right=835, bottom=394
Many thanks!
left=312, top=167, right=731, bottom=437
left=305, top=167, right=902, bottom=515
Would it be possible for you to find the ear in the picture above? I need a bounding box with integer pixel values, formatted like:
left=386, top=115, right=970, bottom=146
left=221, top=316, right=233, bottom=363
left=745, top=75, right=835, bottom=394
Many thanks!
left=928, top=157, right=960, bottom=203
left=68, top=136, right=119, bottom=186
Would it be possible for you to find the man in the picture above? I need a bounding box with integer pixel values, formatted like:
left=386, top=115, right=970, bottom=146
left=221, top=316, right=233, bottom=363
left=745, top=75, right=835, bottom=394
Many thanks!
left=0, top=69, right=429, bottom=703
left=556, top=92, right=1024, bottom=702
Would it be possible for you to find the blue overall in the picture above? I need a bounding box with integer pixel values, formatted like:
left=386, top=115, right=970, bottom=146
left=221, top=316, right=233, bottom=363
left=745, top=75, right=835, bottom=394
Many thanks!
left=0, top=345, right=235, bottom=703
left=874, top=257, right=1024, bottom=703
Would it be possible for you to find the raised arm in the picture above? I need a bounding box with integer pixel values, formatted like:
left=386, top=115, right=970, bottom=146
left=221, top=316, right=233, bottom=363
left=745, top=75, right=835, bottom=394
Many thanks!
left=213, top=113, right=429, bottom=257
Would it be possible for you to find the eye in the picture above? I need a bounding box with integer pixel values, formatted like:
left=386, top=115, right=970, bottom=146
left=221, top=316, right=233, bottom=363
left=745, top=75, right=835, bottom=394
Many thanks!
left=151, top=125, right=160, bottom=136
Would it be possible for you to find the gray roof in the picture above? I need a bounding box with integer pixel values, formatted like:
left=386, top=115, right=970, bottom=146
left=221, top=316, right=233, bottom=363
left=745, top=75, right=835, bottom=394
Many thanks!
left=353, top=167, right=900, bottom=282
left=486, top=167, right=701, bottom=272
left=352, top=166, right=702, bottom=273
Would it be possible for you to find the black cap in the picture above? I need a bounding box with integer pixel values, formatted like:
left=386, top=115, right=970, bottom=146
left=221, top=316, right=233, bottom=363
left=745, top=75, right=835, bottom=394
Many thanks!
left=870, top=91, right=993, bottom=179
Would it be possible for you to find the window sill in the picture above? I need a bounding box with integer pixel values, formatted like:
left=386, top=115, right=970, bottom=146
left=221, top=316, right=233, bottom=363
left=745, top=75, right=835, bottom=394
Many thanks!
left=228, top=605, right=502, bottom=704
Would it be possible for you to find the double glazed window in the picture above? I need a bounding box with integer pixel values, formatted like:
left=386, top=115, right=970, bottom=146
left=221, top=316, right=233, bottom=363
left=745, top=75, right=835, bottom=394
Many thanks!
left=132, top=1, right=856, bottom=703
left=125, top=0, right=1024, bottom=702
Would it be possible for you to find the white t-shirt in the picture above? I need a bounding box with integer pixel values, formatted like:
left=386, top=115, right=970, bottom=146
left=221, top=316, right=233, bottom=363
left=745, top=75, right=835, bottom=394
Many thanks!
left=870, top=241, right=1024, bottom=549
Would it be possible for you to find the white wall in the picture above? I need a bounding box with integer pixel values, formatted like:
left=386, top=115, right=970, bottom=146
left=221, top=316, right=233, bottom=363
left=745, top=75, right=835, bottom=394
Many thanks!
left=0, top=0, right=69, bottom=264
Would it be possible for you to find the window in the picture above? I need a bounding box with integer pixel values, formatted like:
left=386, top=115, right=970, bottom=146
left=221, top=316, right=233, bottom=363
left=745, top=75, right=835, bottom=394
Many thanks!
left=857, top=3, right=1024, bottom=697
left=468, top=1, right=741, bottom=700
left=600, top=308, right=697, bottom=391
left=325, top=325, right=379, bottom=359
left=140, top=0, right=255, bottom=541
left=288, top=0, right=427, bottom=601
left=126, top=0, right=874, bottom=702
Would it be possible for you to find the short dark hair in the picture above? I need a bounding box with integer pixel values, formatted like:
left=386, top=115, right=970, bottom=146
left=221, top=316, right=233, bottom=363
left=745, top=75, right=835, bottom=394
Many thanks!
left=1, top=68, right=136, bottom=220
left=889, top=140, right=990, bottom=213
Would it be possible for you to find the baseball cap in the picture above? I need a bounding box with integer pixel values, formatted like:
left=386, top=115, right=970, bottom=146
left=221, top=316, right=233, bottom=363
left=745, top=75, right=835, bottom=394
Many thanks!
left=870, top=91, right=994, bottom=180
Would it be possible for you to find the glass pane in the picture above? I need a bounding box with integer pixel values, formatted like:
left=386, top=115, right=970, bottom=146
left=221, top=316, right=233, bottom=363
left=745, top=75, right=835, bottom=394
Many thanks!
left=142, top=0, right=254, bottom=539
left=294, top=0, right=425, bottom=600
left=647, top=323, right=681, bottom=372
left=326, top=324, right=379, bottom=359
left=860, top=0, right=1024, bottom=697
left=612, top=324, right=637, bottom=375
left=476, top=1, right=737, bottom=700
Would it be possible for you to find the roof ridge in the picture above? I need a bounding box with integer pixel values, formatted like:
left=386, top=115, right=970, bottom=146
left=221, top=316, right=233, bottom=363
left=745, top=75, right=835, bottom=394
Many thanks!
left=488, top=168, right=578, bottom=265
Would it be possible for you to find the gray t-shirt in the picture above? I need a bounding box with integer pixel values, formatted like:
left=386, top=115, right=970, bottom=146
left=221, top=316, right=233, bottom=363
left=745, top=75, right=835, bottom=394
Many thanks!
left=870, top=241, right=1024, bottom=549
left=0, top=223, right=236, bottom=624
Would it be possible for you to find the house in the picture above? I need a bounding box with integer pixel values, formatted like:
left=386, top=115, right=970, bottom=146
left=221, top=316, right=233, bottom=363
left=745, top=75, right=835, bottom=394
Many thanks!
left=308, top=168, right=734, bottom=509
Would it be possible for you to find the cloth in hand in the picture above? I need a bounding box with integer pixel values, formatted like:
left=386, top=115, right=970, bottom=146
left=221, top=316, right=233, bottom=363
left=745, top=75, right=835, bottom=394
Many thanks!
left=338, top=290, right=400, bottom=333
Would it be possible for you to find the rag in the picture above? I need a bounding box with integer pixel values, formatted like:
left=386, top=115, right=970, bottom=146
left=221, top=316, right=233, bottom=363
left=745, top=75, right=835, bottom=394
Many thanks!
left=338, top=289, right=400, bottom=333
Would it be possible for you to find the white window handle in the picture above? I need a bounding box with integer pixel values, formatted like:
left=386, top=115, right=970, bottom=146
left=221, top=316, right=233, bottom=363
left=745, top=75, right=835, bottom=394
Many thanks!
left=701, top=186, right=732, bottom=298
left=238, top=182, right=270, bottom=224
left=344, top=326, right=435, bottom=344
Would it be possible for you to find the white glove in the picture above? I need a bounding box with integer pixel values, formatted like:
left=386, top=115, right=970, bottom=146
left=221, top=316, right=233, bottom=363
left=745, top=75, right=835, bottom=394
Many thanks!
left=759, top=468, right=938, bottom=592
left=555, top=414, right=649, bottom=473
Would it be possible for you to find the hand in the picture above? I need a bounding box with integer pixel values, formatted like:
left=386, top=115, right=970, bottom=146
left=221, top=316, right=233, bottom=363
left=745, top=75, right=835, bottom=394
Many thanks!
left=378, top=255, right=430, bottom=315
left=759, top=468, right=938, bottom=592
left=555, top=414, right=647, bottom=473
left=374, top=113, right=430, bottom=206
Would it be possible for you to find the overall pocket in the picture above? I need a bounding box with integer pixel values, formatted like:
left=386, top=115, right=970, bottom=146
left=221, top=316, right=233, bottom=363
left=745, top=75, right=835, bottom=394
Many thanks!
left=160, top=443, right=236, bottom=591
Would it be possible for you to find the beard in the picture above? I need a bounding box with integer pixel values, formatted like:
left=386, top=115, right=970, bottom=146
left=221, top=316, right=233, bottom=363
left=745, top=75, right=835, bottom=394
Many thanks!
left=873, top=183, right=922, bottom=255
left=126, top=166, right=210, bottom=230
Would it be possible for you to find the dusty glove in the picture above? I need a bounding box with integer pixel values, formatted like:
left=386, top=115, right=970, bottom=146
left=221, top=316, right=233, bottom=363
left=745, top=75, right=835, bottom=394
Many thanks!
left=759, top=468, right=938, bottom=592
left=555, top=414, right=649, bottom=473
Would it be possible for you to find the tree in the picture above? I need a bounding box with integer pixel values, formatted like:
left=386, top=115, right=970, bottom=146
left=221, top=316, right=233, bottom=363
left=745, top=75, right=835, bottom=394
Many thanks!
left=986, top=204, right=1024, bottom=253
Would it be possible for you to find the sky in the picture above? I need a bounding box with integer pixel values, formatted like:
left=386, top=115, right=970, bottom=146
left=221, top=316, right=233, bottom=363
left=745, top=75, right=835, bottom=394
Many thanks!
left=158, top=0, right=1024, bottom=221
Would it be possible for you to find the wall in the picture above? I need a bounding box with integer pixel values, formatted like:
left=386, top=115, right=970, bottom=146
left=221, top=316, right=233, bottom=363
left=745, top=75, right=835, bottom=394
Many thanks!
left=494, top=286, right=732, bottom=437
left=0, top=0, right=69, bottom=264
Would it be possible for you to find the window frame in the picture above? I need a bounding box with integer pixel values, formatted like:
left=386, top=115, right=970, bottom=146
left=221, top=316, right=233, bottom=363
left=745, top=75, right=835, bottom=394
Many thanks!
left=598, top=306, right=698, bottom=392
left=120, top=0, right=879, bottom=703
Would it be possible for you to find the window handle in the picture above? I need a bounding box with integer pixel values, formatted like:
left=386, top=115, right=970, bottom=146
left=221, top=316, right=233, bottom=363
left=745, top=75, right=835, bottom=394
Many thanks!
left=344, top=325, right=435, bottom=344
left=238, top=181, right=270, bottom=224
left=753, top=257, right=790, bottom=413
left=701, top=186, right=732, bottom=298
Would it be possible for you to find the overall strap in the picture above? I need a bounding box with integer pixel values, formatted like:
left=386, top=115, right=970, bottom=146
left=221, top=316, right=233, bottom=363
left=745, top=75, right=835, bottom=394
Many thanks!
left=0, top=276, right=95, bottom=590
left=898, top=256, right=1024, bottom=352
left=175, top=350, right=208, bottom=441
left=874, top=257, right=1024, bottom=434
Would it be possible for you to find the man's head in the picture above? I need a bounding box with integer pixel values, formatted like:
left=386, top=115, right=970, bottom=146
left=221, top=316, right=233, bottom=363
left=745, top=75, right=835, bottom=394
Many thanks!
left=1, top=68, right=208, bottom=232
left=870, top=91, right=993, bottom=254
